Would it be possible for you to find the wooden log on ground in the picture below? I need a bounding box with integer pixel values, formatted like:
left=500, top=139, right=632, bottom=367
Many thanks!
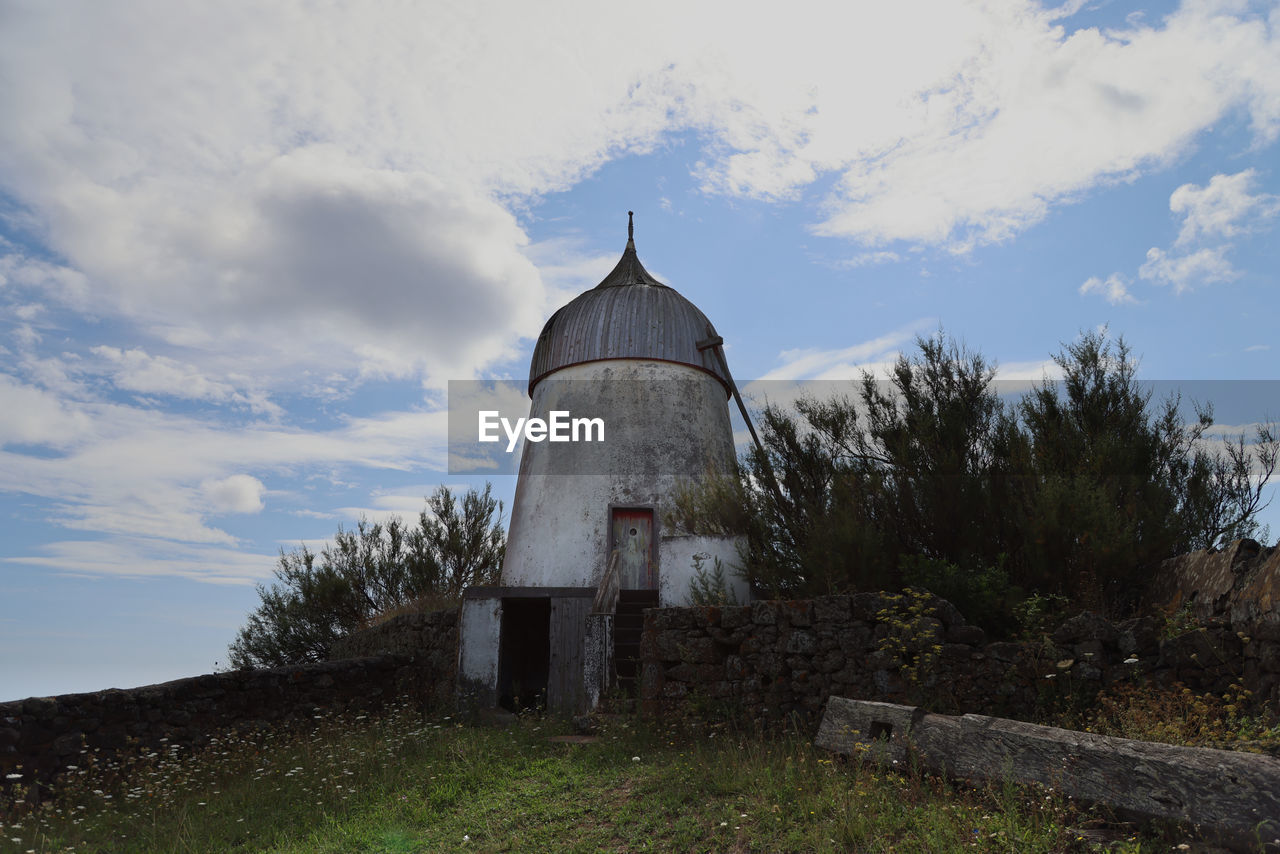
left=816, top=696, right=1280, bottom=852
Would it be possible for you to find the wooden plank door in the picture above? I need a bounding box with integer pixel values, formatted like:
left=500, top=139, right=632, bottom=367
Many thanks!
left=548, top=596, right=589, bottom=714
left=611, top=508, right=655, bottom=590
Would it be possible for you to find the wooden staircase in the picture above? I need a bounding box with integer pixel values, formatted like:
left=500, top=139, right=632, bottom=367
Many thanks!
left=613, top=589, right=658, bottom=695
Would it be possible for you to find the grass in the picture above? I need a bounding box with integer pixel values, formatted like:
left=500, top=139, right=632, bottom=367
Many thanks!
left=0, top=701, right=1192, bottom=854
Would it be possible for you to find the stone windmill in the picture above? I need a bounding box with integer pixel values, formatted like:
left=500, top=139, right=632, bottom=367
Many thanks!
left=457, top=214, right=748, bottom=715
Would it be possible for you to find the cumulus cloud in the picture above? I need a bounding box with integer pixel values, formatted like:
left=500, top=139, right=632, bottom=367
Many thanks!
left=1171, top=169, right=1280, bottom=246
left=704, top=0, right=1280, bottom=249
left=2, top=1, right=1277, bottom=370
left=203, top=474, right=266, bottom=515
left=0, top=373, right=93, bottom=448
left=1139, top=169, right=1279, bottom=292
left=1079, top=273, right=1139, bottom=305
left=93, top=346, right=237, bottom=401
left=1139, top=245, right=1240, bottom=291
left=1088, top=168, right=1279, bottom=297
left=2, top=0, right=1279, bottom=583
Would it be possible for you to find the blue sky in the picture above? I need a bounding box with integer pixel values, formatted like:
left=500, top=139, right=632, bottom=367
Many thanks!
left=2, top=0, right=1279, bottom=701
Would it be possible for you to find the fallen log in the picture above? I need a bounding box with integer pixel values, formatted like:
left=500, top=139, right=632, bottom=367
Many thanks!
left=815, top=697, right=1280, bottom=852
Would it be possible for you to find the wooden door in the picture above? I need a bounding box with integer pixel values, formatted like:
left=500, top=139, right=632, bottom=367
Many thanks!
left=611, top=508, right=655, bottom=590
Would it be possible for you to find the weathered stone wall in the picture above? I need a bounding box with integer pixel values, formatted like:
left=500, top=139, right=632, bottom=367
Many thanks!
left=639, top=586, right=1275, bottom=730
left=0, top=655, right=428, bottom=795
left=329, top=607, right=459, bottom=709
left=1148, top=538, right=1280, bottom=706
left=2, top=607, right=461, bottom=798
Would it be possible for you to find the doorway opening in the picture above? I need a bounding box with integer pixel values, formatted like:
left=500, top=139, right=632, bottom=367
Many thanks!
left=497, top=597, right=550, bottom=712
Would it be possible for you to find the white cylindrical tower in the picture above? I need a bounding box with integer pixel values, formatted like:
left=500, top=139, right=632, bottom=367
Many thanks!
left=501, top=215, right=747, bottom=606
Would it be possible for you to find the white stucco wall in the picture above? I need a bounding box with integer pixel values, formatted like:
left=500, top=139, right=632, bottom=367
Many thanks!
left=500, top=359, right=745, bottom=606
left=456, top=596, right=501, bottom=707
left=659, top=534, right=749, bottom=606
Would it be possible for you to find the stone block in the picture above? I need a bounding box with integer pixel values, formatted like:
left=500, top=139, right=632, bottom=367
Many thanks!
left=816, top=649, right=845, bottom=673
left=784, top=600, right=814, bottom=626
left=1052, top=611, right=1119, bottom=646
left=813, top=595, right=852, bottom=623
left=693, top=605, right=722, bottom=629
left=1116, top=616, right=1160, bottom=657
left=739, top=626, right=776, bottom=655
left=52, top=732, right=83, bottom=756
left=720, top=606, right=751, bottom=629
left=757, top=653, right=784, bottom=677
left=653, top=609, right=696, bottom=631
left=752, top=601, right=779, bottom=625
left=927, top=595, right=966, bottom=629
left=785, top=629, right=817, bottom=655
left=984, top=642, right=1023, bottom=663
left=946, top=624, right=985, bottom=646
left=681, top=637, right=721, bottom=664
left=21, top=697, right=57, bottom=720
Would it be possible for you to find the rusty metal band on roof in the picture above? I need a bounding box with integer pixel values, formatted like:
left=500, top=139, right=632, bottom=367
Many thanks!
left=528, top=227, right=731, bottom=395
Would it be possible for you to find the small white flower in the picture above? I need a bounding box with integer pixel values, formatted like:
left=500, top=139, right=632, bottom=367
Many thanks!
left=463, top=834, right=471, bottom=842
left=632, top=756, right=640, bottom=762
left=4, top=773, right=21, bottom=780
left=1124, top=657, right=1139, bottom=665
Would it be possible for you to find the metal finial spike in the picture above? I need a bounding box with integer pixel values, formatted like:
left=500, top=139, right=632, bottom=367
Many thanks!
left=627, top=211, right=634, bottom=241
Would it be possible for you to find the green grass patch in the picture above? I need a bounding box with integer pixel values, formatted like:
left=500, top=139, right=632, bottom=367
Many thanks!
left=3, top=705, right=1174, bottom=853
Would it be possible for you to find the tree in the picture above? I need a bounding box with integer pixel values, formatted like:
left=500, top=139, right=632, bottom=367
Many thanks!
left=1018, top=331, right=1277, bottom=612
left=228, top=484, right=505, bottom=668
left=673, top=331, right=1019, bottom=603
left=671, top=329, right=1277, bottom=630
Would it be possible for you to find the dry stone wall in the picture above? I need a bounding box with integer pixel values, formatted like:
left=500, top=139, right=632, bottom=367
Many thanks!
left=1, top=656, right=421, bottom=795
left=639, top=587, right=1274, bottom=729
left=329, top=608, right=459, bottom=708
left=2, top=607, right=460, bottom=798
left=1148, top=538, right=1280, bottom=706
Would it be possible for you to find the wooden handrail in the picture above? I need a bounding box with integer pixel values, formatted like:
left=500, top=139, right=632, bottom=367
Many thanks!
left=592, top=550, right=622, bottom=615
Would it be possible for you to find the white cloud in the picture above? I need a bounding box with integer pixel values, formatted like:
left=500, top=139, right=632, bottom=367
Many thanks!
left=1079, top=273, right=1139, bottom=305
left=1171, top=169, right=1280, bottom=246
left=758, top=321, right=936, bottom=383
left=841, top=251, right=903, bottom=268
left=2, top=0, right=1279, bottom=585
left=203, top=475, right=266, bottom=515
left=0, top=254, right=91, bottom=309
left=741, top=327, right=1060, bottom=420
left=2, top=538, right=276, bottom=585
left=1108, top=169, right=1280, bottom=294
left=0, top=372, right=450, bottom=546
left=782, top=1, right=1280, bottom=249
left=0, top=1, right=1276, bottom=373
left=93, top=346, right=237, bottom=401
left=1139, top=245, right=1239, bottom=292
left=994, top=360, right=1065, bottom=383
left=0, top=373, right=93, bottom=448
